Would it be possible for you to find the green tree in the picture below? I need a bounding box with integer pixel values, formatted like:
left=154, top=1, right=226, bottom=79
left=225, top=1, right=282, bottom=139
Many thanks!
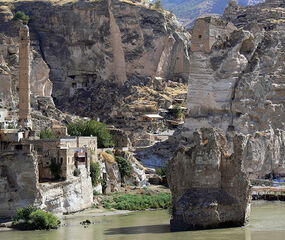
left=39, top=128, right=56, bottom=139
left=156, top=161, right=169, bottom=176
left=67, top=120, right=114, bottom=148
left=154, top=0, right=162, bottom=9
left=115, top=156, right=132, bottom=181
left=90, top=161, right=101, bottom=186
left=13, top=11, right=30, bottom=23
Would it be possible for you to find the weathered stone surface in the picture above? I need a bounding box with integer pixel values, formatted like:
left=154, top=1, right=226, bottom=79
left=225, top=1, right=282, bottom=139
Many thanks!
left=116, top=150, right=146, bottom=187
left=5, top=0, right=190, bottom=124
left=168, top=128, right=251, bottom=231
left=184, top=1, right=284, bottom=137
left=183, top=1, right=285, bottom=179
left=0, top=148, right=93, bottom=217
left=101, top=152, right=121, bottom=193
left=243, top=129, right=285, bottom=179
left=39, top=167, right=93, bottom=214
left=0, top=149, right=40, bottom=217
left=0, top=20, right=62, bottom=130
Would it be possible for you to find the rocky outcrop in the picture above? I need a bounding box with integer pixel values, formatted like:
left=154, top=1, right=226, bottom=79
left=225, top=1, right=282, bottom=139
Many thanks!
left=0, top=148, right=40, bottom=217
left=183, top=1, right=285, bottom=178
left=243, top=129, right=285, bottom=179
left=0, top=0, right=190, bottom=141
left=99, top=150, right=146, bottom=192
left=39, top=167, right=93, bottom=214
left=168, top=128, right=251, bottom=231
left=115, top=150, right=147, bottom=187
left=101, top=152, right=122, bottom=193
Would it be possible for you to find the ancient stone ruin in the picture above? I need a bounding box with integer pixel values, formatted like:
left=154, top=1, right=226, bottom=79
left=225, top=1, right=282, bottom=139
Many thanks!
left=168, top=128, right=251, bottom=231
left=18, top=24, right=32, bottom=129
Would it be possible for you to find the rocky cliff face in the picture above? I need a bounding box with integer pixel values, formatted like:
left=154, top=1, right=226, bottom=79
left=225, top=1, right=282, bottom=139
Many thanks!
left=183, top=0, right=284, bottom=178
left=168, top=128, right=251, bottom=231
left=10, top=0, right=190, bottom=122
left=0, top=6, right=64, bottom=130
left=0, top=0, right=190, bottom=138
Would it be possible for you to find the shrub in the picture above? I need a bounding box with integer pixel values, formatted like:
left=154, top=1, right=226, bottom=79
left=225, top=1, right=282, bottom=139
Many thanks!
left=156, top=161, right=169, bottom=176
left=40, top=128, right=56, bottom=139
left=7, top=123, right=16, bottom=129
left=171, top=104, right=183, bottom=119
left=101, top=177, right=107, bottom=194
left=73, top=168, right=81, bottom=177
left=50, top=162, right=61, bottom=180
left=13, top=205, right=37, bottom=222
left=154, top=0, right=162, bottom=9
left=105, top=150, right=113, bottom=155
left=115, top=156, right=132, bottom=181
left=90, top=161, right=101, bottom=186
left=67, top=120, right=114, bottom=148
left=12, top=206, right=60, bottom=230
left=13, top=11, right=30, bottom=22
left=93, top=190, right=101, bottom=196
left=29, top=210, right=59, bottom=230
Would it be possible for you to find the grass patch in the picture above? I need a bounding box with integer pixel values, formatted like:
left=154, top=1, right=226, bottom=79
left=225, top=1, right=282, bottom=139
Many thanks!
left=102, top=193, right=172, bottom=210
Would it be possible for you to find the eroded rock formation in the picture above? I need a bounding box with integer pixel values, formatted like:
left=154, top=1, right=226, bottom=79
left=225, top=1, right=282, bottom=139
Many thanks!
left=183, top=0, right=285, bottom=178
left=168, top=128, right=251, bottom=231
left=7, top=0, right=190, bottom=123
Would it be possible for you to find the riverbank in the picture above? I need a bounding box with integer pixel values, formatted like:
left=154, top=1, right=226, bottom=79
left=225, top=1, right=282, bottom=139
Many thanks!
left=252, top=186, right=285, bottom=201
left=2, top=184, right=285, bottom=233
left=1, top=202, right=285, bottom=240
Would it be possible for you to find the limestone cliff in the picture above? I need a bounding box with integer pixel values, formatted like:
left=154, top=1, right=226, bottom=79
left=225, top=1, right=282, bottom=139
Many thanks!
left=7, top=0, right=190, bottom=122
left=0, top=9, right=63, bottom=130
left=0, top=0, right=190, bottom=139
left=183, top=0, right=284, bottom=178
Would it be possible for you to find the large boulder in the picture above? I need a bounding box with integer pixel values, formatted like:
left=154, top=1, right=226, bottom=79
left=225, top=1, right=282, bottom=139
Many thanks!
left=168, top=128, right=251, bottom=231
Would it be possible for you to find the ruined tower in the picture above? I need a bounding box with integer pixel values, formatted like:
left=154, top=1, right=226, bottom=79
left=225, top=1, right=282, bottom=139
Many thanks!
left=18, top=24, right=32, bottom=129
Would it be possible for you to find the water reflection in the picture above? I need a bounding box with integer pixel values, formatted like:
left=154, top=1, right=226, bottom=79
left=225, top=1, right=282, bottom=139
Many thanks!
left=105, top=224, right=171, bottom=235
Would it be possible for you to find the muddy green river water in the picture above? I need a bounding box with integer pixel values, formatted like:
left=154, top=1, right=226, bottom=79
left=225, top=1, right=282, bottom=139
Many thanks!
left=1, top=202, right=285, bottom=240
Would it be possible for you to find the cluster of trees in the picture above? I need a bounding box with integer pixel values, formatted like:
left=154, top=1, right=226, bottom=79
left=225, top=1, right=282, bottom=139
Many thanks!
left=67, top=120, right=114, bottom=148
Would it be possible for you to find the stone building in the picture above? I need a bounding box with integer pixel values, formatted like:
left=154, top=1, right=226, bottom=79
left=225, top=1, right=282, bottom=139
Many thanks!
left=0, top=131, right=96, bottom=216
left=191, top=17, right=236, bottom=53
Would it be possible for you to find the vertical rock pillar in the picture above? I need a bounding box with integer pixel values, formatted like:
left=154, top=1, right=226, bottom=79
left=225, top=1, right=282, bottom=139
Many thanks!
left=18, top=24, right=32, bottom=129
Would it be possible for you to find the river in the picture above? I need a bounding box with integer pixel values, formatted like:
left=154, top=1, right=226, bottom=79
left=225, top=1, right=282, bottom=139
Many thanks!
left=1, top=202, right=285, bottom=240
